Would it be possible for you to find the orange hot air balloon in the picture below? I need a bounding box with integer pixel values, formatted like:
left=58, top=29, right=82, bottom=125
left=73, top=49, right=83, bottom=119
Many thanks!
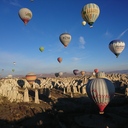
left=80, top=71, right=85, bottom=76
left=94, top=69, right=98, bottom=73
left=57, top=57, right=62, bottom=63
left=25, top=72, right=37, bottom=85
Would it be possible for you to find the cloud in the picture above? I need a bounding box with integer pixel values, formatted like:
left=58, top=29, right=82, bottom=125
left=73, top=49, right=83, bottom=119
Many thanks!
left=72, top=57, right=81, bottom=61
left=117, top=28, right=128, bottom=39
left=3, top=0, right=21, bottom=7
left=79, top=36, right=86, bottom=49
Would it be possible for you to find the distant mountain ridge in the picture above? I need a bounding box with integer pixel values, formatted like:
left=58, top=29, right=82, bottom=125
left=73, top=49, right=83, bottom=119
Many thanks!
left=12, top=69, right=128, bottom=78
left=106, top=69, right=128, bottom=74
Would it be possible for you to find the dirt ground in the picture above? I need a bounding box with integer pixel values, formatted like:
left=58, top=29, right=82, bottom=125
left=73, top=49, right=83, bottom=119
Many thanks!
left=0, top=89, right=128, bottom=128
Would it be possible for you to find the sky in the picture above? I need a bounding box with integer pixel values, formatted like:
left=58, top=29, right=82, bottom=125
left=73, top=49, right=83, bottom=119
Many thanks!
left=0, top=0, right=128, bottom=76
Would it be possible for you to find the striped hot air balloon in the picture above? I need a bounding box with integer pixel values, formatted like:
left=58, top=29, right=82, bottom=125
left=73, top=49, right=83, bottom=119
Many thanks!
left=109, top=40, right=125, bottom=58
left=81, top=3, right=100, bottom=27
left=86, top=78, right=115, bottom=114
left=26, top=72, right=37, bottom=85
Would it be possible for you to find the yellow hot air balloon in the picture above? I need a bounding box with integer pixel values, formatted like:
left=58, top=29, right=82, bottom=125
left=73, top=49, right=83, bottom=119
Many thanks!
left=18, top=8, right=32, bottom=25
left=59, top=33, right=71, bottom=47
left=81, top=3, right=100, bottom=27
left=82, top=21, right=86, bottom=26
left=39, top=47, right=44, bottom=52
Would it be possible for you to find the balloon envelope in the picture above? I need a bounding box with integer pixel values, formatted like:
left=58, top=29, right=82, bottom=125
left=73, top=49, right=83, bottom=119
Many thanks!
left=109, top=40, right=125, bottom=58
left=59, top=72, right=63, bottom=76
left=73, top=69, right=79, bottom=75
left=59, top=33, right=71, bottom=47
left=86, top=78, right=115, bottom=114
left=39, top=47, right=44, bottom=52
left=13, top=62, right=16, bottom=65
left=81, top=3, right=100, bottom=27
left=57, top=57, right=62, bottom=63
left=19, top=8, right=32, bottom=25
left=94, top=69, right=98, bottom=73
left=80, top=71, right=86, bottom=76
left=12, top=69, right=15, bottom=72
left=26, top=72, right=37, bottom=85
left=82, top=21, right=86, bottom=26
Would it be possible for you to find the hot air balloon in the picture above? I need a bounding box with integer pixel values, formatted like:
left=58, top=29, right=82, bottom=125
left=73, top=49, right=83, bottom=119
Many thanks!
left=73, top=69, right=79, bottom=75
left=39, top=47, right=44, bottom=52
left=13, top=62, right=16, bottom=65
left=109, top=40, right=125, bottom=58
left=86, top=78, right=115, bottom=114
left=82, top=21, right=86, bottom=26
left=94, top=69, right=98, bottom=73
left=26, top=72, right=37, bottom=85
left=12, top=69, right=15, bottom=72
left=18, top=8, right=32, bottom=25
left=57, top=57, right=62, bottom=63
left=59, top=72, right=63, bottom=77
left=55, top=73, right=59, bottom=77
left=81, top=3, right=100, bottom=27
left=59, top=33, right=71, bottom=47
left=80, top=71, right=86, bottom=76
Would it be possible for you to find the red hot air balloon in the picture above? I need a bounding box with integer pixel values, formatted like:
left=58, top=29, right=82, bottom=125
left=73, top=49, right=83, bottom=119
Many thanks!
left=73, top=69, right=79, bottom=75
left=57, top=57, right=62, bottom=63
left=86, top=78, right=115, bottom=114
left=94, top=69, right=98, bottom=73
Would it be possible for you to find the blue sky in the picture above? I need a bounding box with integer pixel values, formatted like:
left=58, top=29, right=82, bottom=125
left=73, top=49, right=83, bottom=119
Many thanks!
left=0, top=0, right=128, bottom=76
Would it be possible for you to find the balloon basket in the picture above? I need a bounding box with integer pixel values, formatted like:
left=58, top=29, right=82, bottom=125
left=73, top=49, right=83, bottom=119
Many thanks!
left=99, top=111, right=104, bottom=114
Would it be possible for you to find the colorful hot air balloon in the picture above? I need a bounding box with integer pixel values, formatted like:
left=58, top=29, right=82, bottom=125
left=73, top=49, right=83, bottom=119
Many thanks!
left=18, top=8, right=32, bottom=25
left=81, top=3, right=100, bottom=27
left=109, top=40, right=125, bottom=58
left=26, top=72, right=37, bottom=85
left=86, top=78, right=115, bottom=114
left=39, top=47, right=44, bottom=52
left=73, top=69, right=79, bottom=75
left=94, top=69, right=98, bottom=73
left=80, top=71, right=86, bottom=76
left=59, top=33, right=71, bottom=47
left=82, top=21, right=86, bottom=26
left=57, top=57, right=62, bottom=63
